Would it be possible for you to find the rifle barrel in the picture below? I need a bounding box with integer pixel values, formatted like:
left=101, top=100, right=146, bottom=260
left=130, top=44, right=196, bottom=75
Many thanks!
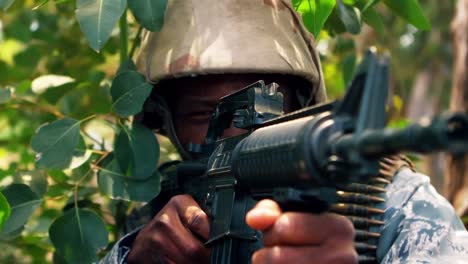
left=337, top=113, right=468, bottom=157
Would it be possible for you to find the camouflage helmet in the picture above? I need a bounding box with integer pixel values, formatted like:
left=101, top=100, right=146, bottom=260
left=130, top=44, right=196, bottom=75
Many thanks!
left=136, top=0, right=327, bottom=105
left=136, top=0, right=327, bottom=160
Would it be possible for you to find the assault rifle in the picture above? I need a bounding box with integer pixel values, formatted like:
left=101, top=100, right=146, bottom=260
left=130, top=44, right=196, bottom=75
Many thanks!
left=157, top=50, right=468, bottom=263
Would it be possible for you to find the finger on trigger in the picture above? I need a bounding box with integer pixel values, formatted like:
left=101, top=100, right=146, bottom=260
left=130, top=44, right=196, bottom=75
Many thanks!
left=173, top=195, right=210, bottom=241
left=261, top=213, right=340, bottom=247
left=246, top=199, right=282, bottom=231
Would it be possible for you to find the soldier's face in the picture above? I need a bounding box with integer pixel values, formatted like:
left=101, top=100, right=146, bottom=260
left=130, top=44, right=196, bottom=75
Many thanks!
left=160, top=74, right=304, bottom=146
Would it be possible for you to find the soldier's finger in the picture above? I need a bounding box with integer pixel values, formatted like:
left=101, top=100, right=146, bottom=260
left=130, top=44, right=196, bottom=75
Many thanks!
left=152, top=205, right=210, bottom=263
left=246, top=199, right=282, bottom=231
left=171, top=195, right=210, bottom=240
left=252, top=245, right=358, bottom=264
left=262, top=213, right=355, bottom=246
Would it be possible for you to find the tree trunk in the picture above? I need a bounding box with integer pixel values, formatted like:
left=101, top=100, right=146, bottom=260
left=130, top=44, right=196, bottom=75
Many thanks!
left=406, top=68, right=447, bottom=192
left=445, top=0, right=468, bottom=218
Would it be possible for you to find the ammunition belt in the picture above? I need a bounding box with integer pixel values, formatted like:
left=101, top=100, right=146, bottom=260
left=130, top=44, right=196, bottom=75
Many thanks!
left=329, top=155, right=414, bottom=263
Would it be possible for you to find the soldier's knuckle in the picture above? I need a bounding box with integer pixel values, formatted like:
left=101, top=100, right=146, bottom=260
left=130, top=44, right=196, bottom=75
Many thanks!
left=169, top=194, right=189, bottom=205
left=187, top=210, right=207, bottom=230
left=274, top=215, right=291, bottom=237
left=151, top=232, right=166, bottom=248
left=185, top=242, right=205, bottom=259
left=330, top=215, right=355, bottom=239
left=331, top=248, right=358, bottom=264
left=154, top=214, right=172, bottom=232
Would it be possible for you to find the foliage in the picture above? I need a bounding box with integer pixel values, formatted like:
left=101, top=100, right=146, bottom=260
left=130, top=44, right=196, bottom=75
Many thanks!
left=294, top=0, right=431, bottom=37
left=49, top=208, right=108, bottom=264
left=0, top=0, right=445, bottom=263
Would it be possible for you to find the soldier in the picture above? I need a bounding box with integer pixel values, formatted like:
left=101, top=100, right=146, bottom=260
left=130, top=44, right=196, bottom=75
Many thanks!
left=101, top=0, right=468, bottom=263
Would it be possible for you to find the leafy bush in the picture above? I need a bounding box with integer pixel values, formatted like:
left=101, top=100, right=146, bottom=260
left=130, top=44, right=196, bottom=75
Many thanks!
left=0, top=0, right=430, bottom=262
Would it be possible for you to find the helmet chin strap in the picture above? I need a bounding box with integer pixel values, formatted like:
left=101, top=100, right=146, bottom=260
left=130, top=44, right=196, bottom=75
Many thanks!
left=151, top=95, right=194, bottom=161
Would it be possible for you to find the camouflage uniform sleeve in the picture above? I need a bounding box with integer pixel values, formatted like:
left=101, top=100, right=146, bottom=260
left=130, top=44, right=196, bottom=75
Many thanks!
left=377, top=168, right=468, bottom=263
left=98, top=228, right=141, bottom=264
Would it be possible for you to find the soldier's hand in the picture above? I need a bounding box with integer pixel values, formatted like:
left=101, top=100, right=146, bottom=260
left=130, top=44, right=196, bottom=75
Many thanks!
left=246, top=199, right=358, bottom=264
left=127, top=194, right=210, bottom=264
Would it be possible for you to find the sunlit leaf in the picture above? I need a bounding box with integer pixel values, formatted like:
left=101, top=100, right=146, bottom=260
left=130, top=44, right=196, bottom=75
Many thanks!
left=295, top=0, right=336, bottom=37
left=388, top=118, right=410, bottom=129
left=49, top=209, right=108, bottom=264
left=0, top=192, right=11, bottom=232
left=383, top=0, right=430, bottom=30
left=31, top=74, right=75, bottom=94
left=0, top=0, right=15, bottom=10
left=362, top=0, right=379, bottom=11
left=0, top=87, right=11, bottom=104
left=75, top=0, right=127, bottom=52
left=98, top=158, right=160, bottom=202
left=337, top=0, right=362, bottom=34
left=111, top=71, right=153, bottom=117
left=31, top=118, right=81, bottom=169
left=69, top=136, right=92, bottom=169
left=1, top=184, right=41, bottom=235
left=47, top=170, right=69, bottom=183
left=32, top=0, right=49, bottom=10
left=392, top=94, right=404, bottom=113
left=114, top=123, right=159, bottom=179
left=128, top=0, right=167, bottom=31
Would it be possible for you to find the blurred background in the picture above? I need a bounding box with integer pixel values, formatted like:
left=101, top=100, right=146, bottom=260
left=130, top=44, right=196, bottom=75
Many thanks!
left=0, top=0, right=466, bottom=262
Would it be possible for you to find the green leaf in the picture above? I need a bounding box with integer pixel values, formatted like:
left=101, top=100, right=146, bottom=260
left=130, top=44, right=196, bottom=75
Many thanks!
left=47, top=170, right=69, bottom=183
left=362, top=0, right=379, bottom=11
left=111, top=71, right=153, bottom=117
left=337, top=0, right=362, bottom=34
left=114, top=123, right=159, bottom=179
left=75, top=0, right=127, bottom=52
left=0, top=226, right=24, bottom=240
left=0, top=192, right=11, bottom=232
left=362, top=6, right=384, bottom=34
left=40, top=82, right=76, bottom=105
left=69, top=136, right=92, bottom=170
left=342, top=53, right=357, bottom=86
left=98, top=158, right=160, bottom=202
left=0, top=0, right=15, bottom=10
left=116, top=58, right=137, bottom=75
left=1, top=184, right=41, bottom=235
left=0, top=87, right=11, bottom=104
left=58, top=82, right=112, bottom=118
left=49, top=209, right=108, bottom=264
left=295, top=0, right=336, bottom=37
left=333, top=36, right=355, bottom=54
left=324, top=7, right=347, bottom=34
left=31, top=118, right=81, bottom=170
left=128, top=0, right=167, bottom=31
left=13, top=170, right=48, bottom=196
left=383, top=0, right=430, bottom=30
left=32, top=0, right=49, bottom=9
left=388, top=118, right=410, bottom=129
